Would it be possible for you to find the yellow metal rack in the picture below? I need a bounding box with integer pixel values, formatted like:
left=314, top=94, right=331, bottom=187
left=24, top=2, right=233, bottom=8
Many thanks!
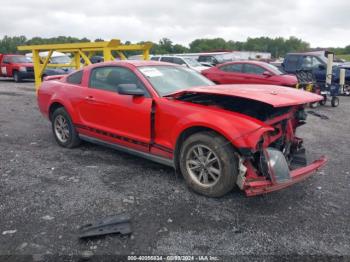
left=17, top=39, right=152, bottom=89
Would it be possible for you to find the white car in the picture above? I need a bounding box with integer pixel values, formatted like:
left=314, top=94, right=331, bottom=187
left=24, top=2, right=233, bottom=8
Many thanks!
left=151, top=55, right=210, bottom=72
left=26, top=51, right=72, bottom=65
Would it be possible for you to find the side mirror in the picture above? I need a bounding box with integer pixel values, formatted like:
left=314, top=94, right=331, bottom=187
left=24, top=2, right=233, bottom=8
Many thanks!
left=263, top=71, right=273, bottom=77
left=318, top=64, right=326, bottom=70
left=118, top=84, right=145, bottom=96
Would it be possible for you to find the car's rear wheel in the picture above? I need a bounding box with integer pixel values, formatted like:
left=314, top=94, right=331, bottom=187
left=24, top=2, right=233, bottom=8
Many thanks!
left=51, top=107, right=81, bottom=148
left=179, top=131, right=238, bottom=197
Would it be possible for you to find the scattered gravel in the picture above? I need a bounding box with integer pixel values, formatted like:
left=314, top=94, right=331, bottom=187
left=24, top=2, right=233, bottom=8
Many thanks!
left=0, top=79, right=349, bottom=258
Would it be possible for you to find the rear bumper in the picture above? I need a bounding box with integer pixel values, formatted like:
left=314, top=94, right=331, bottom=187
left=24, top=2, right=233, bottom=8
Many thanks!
left=244, top=156, right=327, bottom=196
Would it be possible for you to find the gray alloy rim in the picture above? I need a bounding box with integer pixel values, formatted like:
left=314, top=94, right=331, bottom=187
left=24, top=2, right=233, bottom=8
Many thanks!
left=185, top=144, right=222, bottom=187
left=54, top=115, right=70, bottom=143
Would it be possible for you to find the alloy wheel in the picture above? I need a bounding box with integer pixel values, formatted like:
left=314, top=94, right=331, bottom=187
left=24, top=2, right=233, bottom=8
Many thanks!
left=185, top=144, right=222, bottom=187
left=54, top=115, right=70, bottom=143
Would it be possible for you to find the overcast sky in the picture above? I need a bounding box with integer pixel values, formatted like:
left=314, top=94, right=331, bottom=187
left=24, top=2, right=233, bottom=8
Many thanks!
left=1, top=0, right=349, bottom=47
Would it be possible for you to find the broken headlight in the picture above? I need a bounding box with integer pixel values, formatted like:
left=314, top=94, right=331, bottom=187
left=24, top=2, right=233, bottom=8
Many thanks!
left=259, top=147, right=291, bottom=183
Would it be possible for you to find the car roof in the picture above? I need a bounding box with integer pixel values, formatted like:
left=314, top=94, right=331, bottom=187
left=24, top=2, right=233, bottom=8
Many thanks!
left=155, top=55, right=185, bottom=59
left=219, top=60, right=268, bottom=67
left=84, top=60, right=177, bottom=70
left=286, top=52, right=322, bottom=56
left=3, top=54, right=25, bottom=56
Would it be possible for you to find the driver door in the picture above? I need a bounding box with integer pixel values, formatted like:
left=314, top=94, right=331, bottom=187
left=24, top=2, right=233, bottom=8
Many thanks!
left=76, top=66, right=153, bottom=152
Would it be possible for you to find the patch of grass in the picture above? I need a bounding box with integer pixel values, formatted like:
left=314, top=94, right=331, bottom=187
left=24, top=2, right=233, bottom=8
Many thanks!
left=336, top=54, right=350, bottom=61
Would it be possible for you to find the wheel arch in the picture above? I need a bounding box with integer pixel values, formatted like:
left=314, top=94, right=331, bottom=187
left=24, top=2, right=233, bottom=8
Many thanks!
left=48, top=102, right=65, bottom=121
left=173, top=125, right=238, bottom=172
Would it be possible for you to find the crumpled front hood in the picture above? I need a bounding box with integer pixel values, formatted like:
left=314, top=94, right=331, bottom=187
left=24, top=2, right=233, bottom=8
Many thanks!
left=167, top=84, right=323, bottom=107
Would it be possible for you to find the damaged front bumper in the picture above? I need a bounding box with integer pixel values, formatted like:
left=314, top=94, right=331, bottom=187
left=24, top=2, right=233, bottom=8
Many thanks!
left=237, top=148, right=327, bottom=197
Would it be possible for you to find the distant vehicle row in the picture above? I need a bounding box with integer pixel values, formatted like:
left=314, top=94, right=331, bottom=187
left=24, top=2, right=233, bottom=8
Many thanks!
left=202, top=61, right=297, bottom=87
left=151, top=55, right=210, bottom=72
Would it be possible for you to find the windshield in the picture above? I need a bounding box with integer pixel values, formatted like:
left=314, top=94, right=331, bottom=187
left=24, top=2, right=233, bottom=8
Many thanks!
left=138, top=65, right=214, bottom=96
left=183, top=57, right=202, bottom=67
left=51, top=56, right=71, bottom=64
left=317, top=55, right=328, bottom=64
left=10, top=56, right=32, bottom=63
left=264, top=63, right=284, bottom=75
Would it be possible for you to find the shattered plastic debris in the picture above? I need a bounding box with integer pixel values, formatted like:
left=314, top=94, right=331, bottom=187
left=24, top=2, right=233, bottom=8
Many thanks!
left=42, top=215, right=54, bottom=221
left=2, top=229, right=17, bottom=235
left=79, top=214, right=132, bottom=239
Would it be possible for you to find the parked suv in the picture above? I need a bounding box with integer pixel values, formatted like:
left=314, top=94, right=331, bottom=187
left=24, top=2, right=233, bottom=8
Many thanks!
left=151, top=55, right=209, bottom=72
left=282, top=52, right=350, bottom=84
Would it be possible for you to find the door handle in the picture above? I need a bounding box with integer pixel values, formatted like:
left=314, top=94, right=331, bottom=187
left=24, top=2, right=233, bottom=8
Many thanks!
left=85, top=96, right=95, bottom=101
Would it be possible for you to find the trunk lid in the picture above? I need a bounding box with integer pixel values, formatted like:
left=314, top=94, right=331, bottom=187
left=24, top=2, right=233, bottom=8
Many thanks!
left=167, top=84, right=323, bottom=107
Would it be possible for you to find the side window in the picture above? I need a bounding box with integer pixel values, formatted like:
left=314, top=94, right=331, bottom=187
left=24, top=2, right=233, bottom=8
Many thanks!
left=198, top=56, right=210, bottom=62
left=67, top=70, right=83, bottom=85
left=89, top=66, right=145, bottom=93
left=160, top=57, right=174, bottom=63
left=311, top=57, right=322, bottom=68
left=301, top=56, right=313, bottom=69
left=284, top=55, right=299, bottom=71
left=219, top=64, right=243, bottom=73
left=151, top=56, right=159, bottom=61
left=243, top=64, right=265, bottom=75
left=173, top=57, right=185, bottom=65
left=3, top=56, right=10, bottom=63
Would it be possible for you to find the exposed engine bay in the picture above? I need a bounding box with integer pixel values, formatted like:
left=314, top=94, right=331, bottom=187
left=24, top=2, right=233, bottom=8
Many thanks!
left=176, top=93, right=293, bottom=121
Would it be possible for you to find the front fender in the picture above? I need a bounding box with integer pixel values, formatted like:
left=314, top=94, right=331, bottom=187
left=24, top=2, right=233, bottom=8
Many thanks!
left=171, top=111, right=273, bottom=151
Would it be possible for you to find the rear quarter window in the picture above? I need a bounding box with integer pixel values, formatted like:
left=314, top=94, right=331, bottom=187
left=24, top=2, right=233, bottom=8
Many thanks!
left=66, top=70, right=83, bottom=85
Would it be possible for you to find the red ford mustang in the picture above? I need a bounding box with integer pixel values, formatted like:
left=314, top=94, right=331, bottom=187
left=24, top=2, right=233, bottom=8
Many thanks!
left=37, top=61, right=327, bottom=197
left=202, top=61, right=298, bottom=87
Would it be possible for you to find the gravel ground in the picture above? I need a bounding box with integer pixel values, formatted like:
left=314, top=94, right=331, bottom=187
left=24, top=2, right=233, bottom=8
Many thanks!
left=0, top=79, right=349, bottom=261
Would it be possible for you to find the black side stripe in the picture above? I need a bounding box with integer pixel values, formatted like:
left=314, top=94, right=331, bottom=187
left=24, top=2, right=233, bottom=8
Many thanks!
left=74, top=123, right=173, bottom=154
left=152, top=143, right=173, bottom=154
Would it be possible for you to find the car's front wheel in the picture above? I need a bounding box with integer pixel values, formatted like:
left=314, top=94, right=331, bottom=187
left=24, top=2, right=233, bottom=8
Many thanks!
left=51, top=107, right=81, bottom=148
left=13, top=71, right=22, bottom=83
left=179, top=131, right=238, bottom=197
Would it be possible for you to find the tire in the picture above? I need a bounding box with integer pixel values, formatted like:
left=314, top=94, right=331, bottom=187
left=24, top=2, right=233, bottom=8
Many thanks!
left=51, top=107, right=81, bottom=148
left=331, top=97, right=339, bottom=107
left=319, top=95, right=327, bottom=106
left=13, top=71, right=22, bottom=83
left=179, top=131, right=238, bottom=197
